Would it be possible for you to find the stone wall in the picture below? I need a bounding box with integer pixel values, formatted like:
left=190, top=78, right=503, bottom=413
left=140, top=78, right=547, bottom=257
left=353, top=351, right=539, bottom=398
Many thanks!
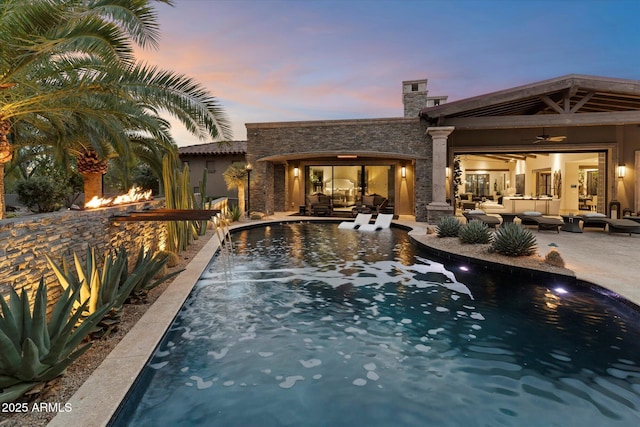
left=0, top=200, right=167, bottom=311
left=246, top=118, right=432, bottom=220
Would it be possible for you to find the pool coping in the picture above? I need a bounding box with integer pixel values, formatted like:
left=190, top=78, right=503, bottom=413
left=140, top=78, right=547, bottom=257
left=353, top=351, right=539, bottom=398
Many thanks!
left=47, top=217, right=639, bottom=426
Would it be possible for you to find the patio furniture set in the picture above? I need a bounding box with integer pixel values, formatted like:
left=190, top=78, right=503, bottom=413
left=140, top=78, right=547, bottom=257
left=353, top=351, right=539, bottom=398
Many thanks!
left=463, top=209, right=640, bottom=235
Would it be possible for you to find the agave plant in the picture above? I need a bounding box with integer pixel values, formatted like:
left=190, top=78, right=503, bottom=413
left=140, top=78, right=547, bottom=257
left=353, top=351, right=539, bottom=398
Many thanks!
left=0, top=278, right=111, bottom=403
left=459, top=220, right=493, bottom=244
left=124, top=247, right=185, bottom=304
left=490, top=223, right=537, bottom=257
left=435, top=215, right=461, bottom=237
left=46, top=247, right=145, bottom=337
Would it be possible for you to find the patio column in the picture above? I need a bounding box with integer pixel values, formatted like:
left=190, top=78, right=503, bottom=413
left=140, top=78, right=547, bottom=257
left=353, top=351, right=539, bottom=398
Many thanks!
left=426, top=126, right=455, bottom=222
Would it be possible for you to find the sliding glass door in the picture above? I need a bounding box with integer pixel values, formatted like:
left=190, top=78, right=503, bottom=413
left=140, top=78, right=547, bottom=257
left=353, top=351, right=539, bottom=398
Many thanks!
left=305, top=165, right=395, bottom=209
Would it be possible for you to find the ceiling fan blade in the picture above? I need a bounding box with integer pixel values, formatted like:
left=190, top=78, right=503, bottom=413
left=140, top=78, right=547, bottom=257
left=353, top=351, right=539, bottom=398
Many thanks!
left=547, top=136, right=567, bottom=142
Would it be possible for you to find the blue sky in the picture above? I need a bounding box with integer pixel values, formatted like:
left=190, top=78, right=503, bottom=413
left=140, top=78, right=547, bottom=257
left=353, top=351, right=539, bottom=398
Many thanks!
left=137, top=0, right=640, bottom=144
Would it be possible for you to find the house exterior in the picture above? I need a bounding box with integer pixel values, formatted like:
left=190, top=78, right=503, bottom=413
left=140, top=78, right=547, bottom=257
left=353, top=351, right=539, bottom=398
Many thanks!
left=178, top=141, right=247, bottom=201
left=421, top=75, right=640, bottom=217
left=245, top=79, right=448, bottom=221
left=244, top=75, right=640, bottom=222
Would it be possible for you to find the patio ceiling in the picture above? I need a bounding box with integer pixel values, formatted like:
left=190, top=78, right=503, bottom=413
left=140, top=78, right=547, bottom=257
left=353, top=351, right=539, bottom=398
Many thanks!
left=420, top=74, right=640, bottom=129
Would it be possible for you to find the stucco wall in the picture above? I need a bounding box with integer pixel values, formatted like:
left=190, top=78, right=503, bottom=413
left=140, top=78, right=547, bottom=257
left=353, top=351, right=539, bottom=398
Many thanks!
left=0, top=200, right=167, bottom=311
left=180, top=153, right=246, bottom=200
left=246, top=118, right=433, bottom=220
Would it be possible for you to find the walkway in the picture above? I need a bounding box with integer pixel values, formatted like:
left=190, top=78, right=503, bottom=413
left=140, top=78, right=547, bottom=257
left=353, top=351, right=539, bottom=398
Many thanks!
left=394, top=215, right=640, bottom=307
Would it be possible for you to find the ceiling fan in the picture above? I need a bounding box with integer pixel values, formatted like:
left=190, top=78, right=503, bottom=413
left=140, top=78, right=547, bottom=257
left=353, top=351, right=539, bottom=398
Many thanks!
left=531, top=128, right=567, bottom=144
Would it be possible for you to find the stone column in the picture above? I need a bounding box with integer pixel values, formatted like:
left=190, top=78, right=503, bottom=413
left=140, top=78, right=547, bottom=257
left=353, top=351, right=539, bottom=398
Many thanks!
left=426, top=126, right=455, bottom=222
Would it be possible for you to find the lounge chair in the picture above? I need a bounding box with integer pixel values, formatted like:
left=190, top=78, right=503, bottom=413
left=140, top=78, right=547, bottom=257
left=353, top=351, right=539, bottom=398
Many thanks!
left=517, top=211, right=563, bottom=233
left=582, top=213, right=640, bottom=235
left=581, top=213, right=608, bottom=230
left=358, top=213, right=393, bottom=231
left=606, top=219, right=640, bottom=235
left=462, top=210, right=500, bottom=228
left=338, top=213, right=373, bottom=230
left=623, top=215, right=640, bottom=224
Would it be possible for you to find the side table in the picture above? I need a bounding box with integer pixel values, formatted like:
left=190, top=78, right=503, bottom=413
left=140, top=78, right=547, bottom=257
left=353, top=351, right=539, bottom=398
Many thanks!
left=560, top=215, right=582, bottom=233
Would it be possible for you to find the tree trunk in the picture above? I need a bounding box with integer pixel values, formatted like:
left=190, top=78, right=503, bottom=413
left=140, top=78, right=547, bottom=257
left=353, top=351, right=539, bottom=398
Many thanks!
left=0, top=119, right=13, bottom=220
left=0, top=162, right=5, bottom=220
left=237, top=184, right=245, bottom=218
left=82, top=172, right=103, bottom=205
left=76, top=149, right=108, bottom=207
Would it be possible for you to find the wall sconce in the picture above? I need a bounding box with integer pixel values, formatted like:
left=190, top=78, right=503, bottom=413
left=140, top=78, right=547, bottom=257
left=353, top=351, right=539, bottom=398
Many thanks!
left=401, top=166, right=406, bottom=178
left=618, top=164, right=626, bottom=179
left=294, top=167, right=299, bottom=178
left=446, top=167, right=450, bottom=178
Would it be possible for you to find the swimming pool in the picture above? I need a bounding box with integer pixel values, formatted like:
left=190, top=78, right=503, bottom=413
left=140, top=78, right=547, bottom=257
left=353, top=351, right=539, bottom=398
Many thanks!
left=110, top=222, right=640, bottom=426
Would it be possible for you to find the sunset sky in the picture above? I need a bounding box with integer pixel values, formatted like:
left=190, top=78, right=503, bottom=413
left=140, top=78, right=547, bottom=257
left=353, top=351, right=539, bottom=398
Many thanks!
left=137, top=0, right=640, bottom=145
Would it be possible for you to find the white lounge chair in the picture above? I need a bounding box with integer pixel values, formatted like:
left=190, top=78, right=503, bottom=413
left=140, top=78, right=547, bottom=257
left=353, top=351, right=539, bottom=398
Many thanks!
left=338, top=213, right=372, bottom=229
left=358, top=213, right=393, bottom=231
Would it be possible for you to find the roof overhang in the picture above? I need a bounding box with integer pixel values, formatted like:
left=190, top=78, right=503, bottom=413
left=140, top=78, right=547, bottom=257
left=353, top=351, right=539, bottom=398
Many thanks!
left=258, top=151, right=425, bottom=163
left=420, top=74, right=640, bottom=129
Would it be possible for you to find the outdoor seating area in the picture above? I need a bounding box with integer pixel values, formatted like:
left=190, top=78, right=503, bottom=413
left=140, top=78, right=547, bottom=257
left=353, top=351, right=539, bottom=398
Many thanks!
left=458, top=208, right=640, bottom=236
left=579, top=213, right=640, bottom=235
left=306, top=193, right=333, bottom=216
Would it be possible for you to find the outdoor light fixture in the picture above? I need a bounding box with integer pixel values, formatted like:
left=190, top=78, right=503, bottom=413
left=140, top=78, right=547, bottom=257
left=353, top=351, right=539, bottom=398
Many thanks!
left=446, top=167, right=450, bottom=178
left=337, top=155, right=357, bottom=159
left=245, top=163, right=253, bottom=217
left=401, top=166, right=407, bottom=178
left=294, top=167, right=299, bottom=178
left=618, top=164, right=626, bottom=179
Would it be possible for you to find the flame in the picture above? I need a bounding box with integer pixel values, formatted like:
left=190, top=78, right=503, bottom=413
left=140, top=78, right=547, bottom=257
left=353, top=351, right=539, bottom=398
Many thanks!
left=85, top=186, right=153, bottom=209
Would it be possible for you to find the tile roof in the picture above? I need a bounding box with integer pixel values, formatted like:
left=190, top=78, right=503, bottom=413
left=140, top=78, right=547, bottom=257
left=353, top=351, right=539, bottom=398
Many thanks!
left=178, top=141, right=247, bottom=156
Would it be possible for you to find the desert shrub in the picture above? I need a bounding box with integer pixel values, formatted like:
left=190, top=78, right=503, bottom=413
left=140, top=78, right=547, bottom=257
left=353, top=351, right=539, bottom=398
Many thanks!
left=545, top=249, right=566, bottom=268
left=15, top=176, right=65, bottom=212
left=435, top=215, right=461, bottom=237
left=459, top=220, right=492, bottom=244
left=490, top=223, right=537, bottom=256
left=227, top=204, right=242, bottom=221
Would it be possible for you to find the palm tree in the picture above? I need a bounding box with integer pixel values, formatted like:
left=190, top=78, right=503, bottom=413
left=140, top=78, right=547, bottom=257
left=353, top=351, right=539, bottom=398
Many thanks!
left=0, top=0, right=231, bottom=217
left=223, top=162, right=249, bottom=217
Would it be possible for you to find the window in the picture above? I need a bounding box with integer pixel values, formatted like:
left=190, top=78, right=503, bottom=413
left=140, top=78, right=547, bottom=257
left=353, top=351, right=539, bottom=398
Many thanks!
left=465, top=173, right=490, bottom=197
left=411, top=83, right=419, bottom=92
left=537, top=171, right=552, bottom=196
left=206, top=160, right=215, bottom=173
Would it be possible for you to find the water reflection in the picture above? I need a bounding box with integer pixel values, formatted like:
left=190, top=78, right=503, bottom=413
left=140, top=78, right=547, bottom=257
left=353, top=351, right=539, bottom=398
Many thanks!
left=111, top=223, right=640, bottom=427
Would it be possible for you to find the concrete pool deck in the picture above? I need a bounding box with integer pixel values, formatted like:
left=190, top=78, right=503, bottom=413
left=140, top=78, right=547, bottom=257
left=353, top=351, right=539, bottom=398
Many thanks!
left=48, top=213, right=639, bottom=426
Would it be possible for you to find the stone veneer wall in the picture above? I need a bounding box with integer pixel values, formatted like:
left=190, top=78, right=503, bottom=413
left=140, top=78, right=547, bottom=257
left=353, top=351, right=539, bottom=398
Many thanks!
left=0, top=200, right=167, bottom=312
left=246, top=118, right=433, bottom=221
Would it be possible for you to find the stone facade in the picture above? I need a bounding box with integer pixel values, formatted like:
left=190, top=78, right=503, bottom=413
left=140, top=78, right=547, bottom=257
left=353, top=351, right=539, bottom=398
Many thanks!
left=0, top=200, right=166, bottom=312
left=246, top=118, right=434, bottom=220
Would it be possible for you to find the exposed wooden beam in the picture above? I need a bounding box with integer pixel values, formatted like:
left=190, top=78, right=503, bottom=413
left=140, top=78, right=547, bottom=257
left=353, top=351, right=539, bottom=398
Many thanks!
left=442, top=111, right=640, bottom=129
left=570, top=91, right=595, bottom=113
left=540, top=94, right=565, bottom=114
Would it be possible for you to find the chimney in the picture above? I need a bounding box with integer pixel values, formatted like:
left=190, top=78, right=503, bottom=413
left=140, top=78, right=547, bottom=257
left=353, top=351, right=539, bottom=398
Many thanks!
left=402, top=79, right=447, bottom=117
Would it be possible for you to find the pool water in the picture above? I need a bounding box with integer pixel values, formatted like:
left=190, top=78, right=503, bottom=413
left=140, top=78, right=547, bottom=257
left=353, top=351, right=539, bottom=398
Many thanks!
left=111, top=223, right=640, bottom=426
